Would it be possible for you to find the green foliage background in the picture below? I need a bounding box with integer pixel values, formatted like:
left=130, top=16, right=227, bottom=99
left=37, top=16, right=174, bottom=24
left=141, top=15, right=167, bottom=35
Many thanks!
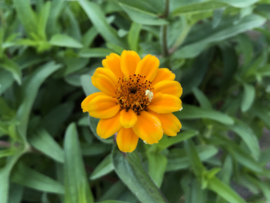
left=1, top=0, right=270, bottom=202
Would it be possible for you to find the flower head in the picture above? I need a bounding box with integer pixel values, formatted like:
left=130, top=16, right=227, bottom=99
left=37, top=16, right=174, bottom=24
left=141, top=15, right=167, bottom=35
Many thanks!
left=81, top=50, right=182, bottom=153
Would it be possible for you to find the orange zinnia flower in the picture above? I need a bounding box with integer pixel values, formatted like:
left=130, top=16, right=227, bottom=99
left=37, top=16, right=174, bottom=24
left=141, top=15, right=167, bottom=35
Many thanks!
left=81, top=50, right=182, bottom=153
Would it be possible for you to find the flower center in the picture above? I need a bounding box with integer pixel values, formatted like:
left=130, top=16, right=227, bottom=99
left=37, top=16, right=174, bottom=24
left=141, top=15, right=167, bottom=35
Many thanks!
left=116, top=74, right=154, bottom=115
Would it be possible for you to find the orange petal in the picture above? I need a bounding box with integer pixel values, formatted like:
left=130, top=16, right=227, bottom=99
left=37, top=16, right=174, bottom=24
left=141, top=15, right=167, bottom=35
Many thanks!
left=149, top=111, right=182, bottom=136
left=135, top=54, right=159, bottom=81
left=102, top=53, right=123, bottom=79
left=92, top=68, right=118, bottom=96
left=81, top=92, right=106, bottom=112
left=153, top=81, right=183, bottom=97
left=120, top=50, right=141, bottom=77
left=87, top=94, right=120, bottom=119
left=132, top=111, right=163, bottom=144
left=120, top=109, right=138, bottom=128
left=97, top=112, right=122, bottom=139
left=148, top=93, right=182, bottom=113
left=116, top=127, right=139, bottom=153
left=151, top=68, right=175, bottom=86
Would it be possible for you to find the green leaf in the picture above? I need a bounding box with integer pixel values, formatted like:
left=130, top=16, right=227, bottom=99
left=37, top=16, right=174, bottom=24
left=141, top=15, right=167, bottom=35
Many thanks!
left=0, top=71, right=12, bottom=96
left=166, top=145, right=218, bottom=171
left=36, top=1, right=51, bottom=40
left=181, top=175, right=206, bottom=203
left=147, top=152, right=167, bottom=188
left=12, top=0, right=38, bottom=39
left=78, top=48, right=112, bottom=58
left=64, top=123, right=94, bottom=203
left=157, top=130, right=198, bottom=151
left=128, top=22, right=141, bottom=52
left=88, top=116, right=113, bottom=144
left=184, top=140, right=205, bottom=176
left=29, top=128, right=64, bottom=163
left=11, top=162, right=64, bottom=194
left=80, top=74, right=99, bottom=96
left=175, top=104, right=234, bottom=125
left=82, top=27, right=98, bottom=48
left=216, top=0, right=259, bottom=8
left=41, top=102, right=74, bottom=137
left=173, top=15, right=266, bottom=58
left=213, top=136, right=262, bottom=173
left=250, top=104, right=270, bottom=129
left=0, top=56, right=22, bottom=85
left=90, top=154, right=114, bottom=180
left=49, top=34, right=83, bottom=48
left=0, top=153, right=23, bottom=203
left=229, top=120, right=260, bottom=160
left=106, top=42, right=125, bottom=55
left=172, top=2, right=226, bottom=16
left=241, top=83, right=255, bottom=112
left=192, top=87, right=212, bottom=109
left=119, top=3, right=168, bottom=25
left=97, top=201, right=130, bottom=203
left=82, top=143, right=111, bottom=156
left=16, top=61, right=62, bottom=139
left=112, top=147, right=169, bottom=203
left=0, top=97, right=15, bottom=121
left=78, top=0, right=126, bottom=48
left=207, top=177, right=246, bottom=203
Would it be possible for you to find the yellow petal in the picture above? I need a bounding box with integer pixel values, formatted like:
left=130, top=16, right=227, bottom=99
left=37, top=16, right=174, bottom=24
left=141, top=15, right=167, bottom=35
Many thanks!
left=148, top=93, right=182, bottom=113
left=116, top=127, right=139, bottom=153
left=151, top=68, right=175, bottom=86
left=120, top=109, right=138, bottom=128
left=102, top=53, right=123, bottom=79
left=97, top=112, right=122, bottom=139
left=135, top=54, right=159, bottom=81
left=87, top=94, right=120, bottom=119
left=153, top=81, right=183, bottom=97
left=120, top=50, right=141, bottom=77
left=132, top=111, right=163, bottom=144
left=92, top=68, right=118, bottom=96
left=149, top=111, right=182, bottom=136
left=81, top=92, right=106, bottom=112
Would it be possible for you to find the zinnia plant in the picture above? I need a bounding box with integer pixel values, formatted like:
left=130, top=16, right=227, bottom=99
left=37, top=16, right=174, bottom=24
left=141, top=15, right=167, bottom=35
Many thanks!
left=82, top=50, right=182, bottom=152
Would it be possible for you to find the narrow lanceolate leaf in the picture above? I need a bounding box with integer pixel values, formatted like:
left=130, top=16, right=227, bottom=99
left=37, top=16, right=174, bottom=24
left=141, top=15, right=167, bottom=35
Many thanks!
left=16, top=61, right=62, bottom=139
left=78, top=0, right=126, bottom=48
left=78, top=48, right=112, bottom=58
left=112, top=147, right=169, bottom=203
left=166, top=146, right=218, bottom=171
left=157, top=130, right=198, bottom=151
left=49, top=34, right=83, bottom=48
left=175, top=104, right=234, bottom=125
left=173, top=15, right=266, bottom=58
left=207, top=177, right=246, bottom=203
left=184, top=140, right=205, bottom=176
left=181, top=175, right=206, bottom=203
left=0, top=56, right=22, bottom=85
left=90, top=154, right=114, bottom=180
left=230, top=120, right=260, bottom=160
left=64, top=123, right=94, bottom=203
left=128, top=22, right=141, bottom=52
left=192, top=87, right=212, bottom=109
left=29, top=129, right=64, bottom=163
left=12, top=0, right=38, bottom=38
left=241, top=83, right=255, bottom=112
left=147, top=152, right=167, bottom=188
left=11, top=162, right=64, bottom=194
left=119, top=3, right=168, bottom=25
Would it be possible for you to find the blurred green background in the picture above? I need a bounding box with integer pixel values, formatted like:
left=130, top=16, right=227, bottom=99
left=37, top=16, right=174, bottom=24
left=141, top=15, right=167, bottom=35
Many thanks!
left=1, top=0, right=270, bottom=202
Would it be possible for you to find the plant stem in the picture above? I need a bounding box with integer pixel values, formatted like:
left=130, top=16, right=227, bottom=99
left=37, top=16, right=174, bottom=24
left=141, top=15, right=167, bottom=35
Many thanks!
left=162, top=0, right=171, bottom=70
